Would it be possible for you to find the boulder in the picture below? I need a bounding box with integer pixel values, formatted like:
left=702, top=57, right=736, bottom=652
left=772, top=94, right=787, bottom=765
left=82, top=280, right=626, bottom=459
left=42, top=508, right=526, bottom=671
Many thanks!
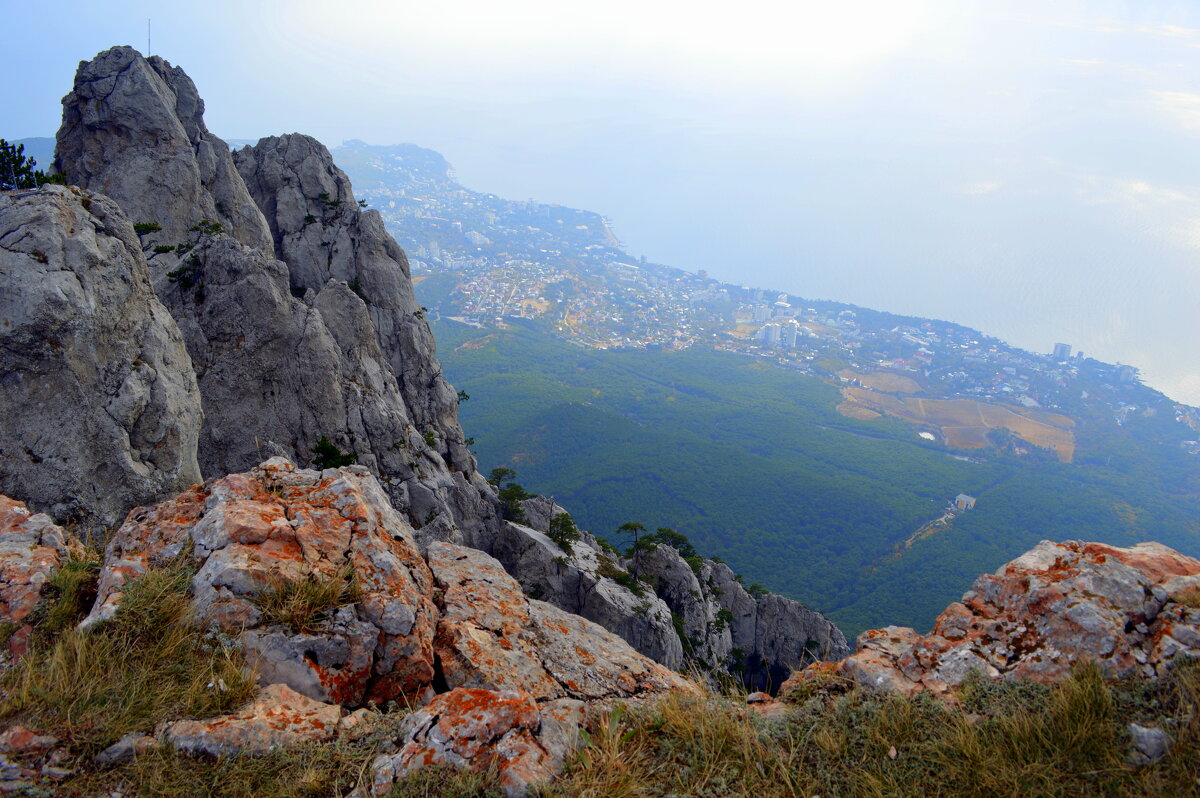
left=0, top=497, right=67, bottom=630
left=84, top=458, right=439, bottom=707
left=159, top=683, right=341, bottom=757
left=783, top=540, right=1200, bottom=697
left=0, top=186, right=202, bottom=535
left=0, top=726, right=58, bottom=757
left=1127, top=723, right=1171, bottom=765
left=359, top=688, right=584, bottom=798
left=428, top=542, right=693, bottom=701
left=54, top=46, right=273, bottom=253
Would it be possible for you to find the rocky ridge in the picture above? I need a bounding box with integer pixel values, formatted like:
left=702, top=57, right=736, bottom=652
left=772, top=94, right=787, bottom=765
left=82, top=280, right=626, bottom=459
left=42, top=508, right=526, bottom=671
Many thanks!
left=783, top=539, right=1200, bottom=699
left=0, top=44, right=850, bottom=688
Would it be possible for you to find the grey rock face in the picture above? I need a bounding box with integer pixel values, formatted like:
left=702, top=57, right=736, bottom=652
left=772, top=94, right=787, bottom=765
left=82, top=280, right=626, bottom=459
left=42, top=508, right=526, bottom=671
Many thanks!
left=482, top=521, right=684, bottom=669
left=232, top=134, right=470, bottom=472
left=54, top=46, right=273, bottom=254
left=149, top=232, right=409, bottom=480
left=641, top=545, right=851, bottom=689
left=0, top=186, right=202, bottom=534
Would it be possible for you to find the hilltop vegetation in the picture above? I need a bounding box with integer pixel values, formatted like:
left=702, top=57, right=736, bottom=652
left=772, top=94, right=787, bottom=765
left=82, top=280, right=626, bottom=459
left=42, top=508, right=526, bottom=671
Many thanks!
left=432, top=318, right=1200, bottom=637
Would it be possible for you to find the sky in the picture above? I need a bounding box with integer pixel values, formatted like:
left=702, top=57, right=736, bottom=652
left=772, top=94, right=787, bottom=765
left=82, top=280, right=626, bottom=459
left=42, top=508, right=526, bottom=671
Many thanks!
left=5, top=0, right=1200, bottom=403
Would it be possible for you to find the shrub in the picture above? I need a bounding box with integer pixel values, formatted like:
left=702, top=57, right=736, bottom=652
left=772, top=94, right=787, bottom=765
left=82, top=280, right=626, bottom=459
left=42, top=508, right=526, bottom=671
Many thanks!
left=486, top=467, right=516, bottom=486
left=133, top=221, right=162, bottom=235
left=167, top=255, right=203, bottom=290
left=311, top=436, right=356, bottom=469
left=189, top=219, right=223, bottom=235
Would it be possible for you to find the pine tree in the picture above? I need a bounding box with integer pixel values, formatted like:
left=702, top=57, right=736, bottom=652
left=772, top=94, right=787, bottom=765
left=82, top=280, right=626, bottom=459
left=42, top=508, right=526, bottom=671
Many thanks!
left=0, top=139, right=66, bottom=190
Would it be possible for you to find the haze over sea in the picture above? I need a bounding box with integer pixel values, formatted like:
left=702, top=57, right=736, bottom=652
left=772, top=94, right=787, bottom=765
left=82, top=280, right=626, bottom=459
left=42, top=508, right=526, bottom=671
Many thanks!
left=6, top=0, right=1200, bottom=403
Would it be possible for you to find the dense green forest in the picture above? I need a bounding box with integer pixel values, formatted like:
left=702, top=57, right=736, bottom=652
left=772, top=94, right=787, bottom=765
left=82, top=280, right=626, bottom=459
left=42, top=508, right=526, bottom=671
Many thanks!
left=431, top=318, right=1200, bottom=638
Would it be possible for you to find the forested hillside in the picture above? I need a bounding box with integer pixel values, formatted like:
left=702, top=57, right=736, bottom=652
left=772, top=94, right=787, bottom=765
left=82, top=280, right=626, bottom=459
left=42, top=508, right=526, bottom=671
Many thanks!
left=432, top=318, right=1200, bottom=637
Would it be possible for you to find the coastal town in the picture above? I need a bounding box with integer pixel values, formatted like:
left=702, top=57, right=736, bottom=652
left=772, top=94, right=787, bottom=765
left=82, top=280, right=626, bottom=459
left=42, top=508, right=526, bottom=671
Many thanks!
left=334, top=140, right=1200, bottom=448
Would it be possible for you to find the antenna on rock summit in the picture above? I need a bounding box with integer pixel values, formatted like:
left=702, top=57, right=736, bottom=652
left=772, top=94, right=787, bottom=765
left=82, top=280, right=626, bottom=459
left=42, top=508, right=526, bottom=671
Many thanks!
left=147, top=18, right=151, bottom=55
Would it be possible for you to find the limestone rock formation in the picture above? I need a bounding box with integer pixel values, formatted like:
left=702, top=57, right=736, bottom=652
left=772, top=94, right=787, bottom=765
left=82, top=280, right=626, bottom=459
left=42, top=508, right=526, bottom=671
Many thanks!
left=232, top=134, right=469, bottom=469
left=783, top=540, right=1200, bottom=698
left=428, top=542, right=691, bottom=700
left=359, top=688, right=584, bottom=798
left=158, top=683, right=342, bottom=757
left=483, top=519, right=684, bottom=668
left=53, top=46, right=273, bottom=253
left=84, top=459, right=690, bottom=711
left=79, top=459, right=696, bottom=787
left=0, top=497, right=67, bottom=629
left=84, top=458, right=440, bottom=707
left=0, top=186, right=202, bottom=534
left=53, top=48, right=497, bottom=553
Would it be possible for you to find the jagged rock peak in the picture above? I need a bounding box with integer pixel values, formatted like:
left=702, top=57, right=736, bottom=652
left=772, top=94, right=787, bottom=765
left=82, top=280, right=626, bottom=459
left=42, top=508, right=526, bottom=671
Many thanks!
left=233, top=134, right=472, bottom=472
left=0, top=185, right=202, bottom=534
left=54, top=46, right=274, bottom=254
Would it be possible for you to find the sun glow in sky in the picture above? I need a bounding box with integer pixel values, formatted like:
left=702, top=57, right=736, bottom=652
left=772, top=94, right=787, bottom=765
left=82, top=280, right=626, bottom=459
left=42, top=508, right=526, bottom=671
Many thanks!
left=5, top=0, right=1200, bottom=402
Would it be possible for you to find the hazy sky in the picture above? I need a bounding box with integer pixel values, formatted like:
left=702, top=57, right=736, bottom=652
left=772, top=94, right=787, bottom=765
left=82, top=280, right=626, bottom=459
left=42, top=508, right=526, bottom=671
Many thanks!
left=5, top=0, right=1200, bottom=402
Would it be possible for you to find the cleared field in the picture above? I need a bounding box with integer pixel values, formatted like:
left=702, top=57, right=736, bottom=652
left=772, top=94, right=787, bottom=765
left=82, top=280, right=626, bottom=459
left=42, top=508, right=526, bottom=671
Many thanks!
left=839, top=386, right=1076, bottom=462
left=836, top=401, right=882, bottom=421
left=731, top=323, right=759, bottom=339
left=839, top=368, right=923, bottom=394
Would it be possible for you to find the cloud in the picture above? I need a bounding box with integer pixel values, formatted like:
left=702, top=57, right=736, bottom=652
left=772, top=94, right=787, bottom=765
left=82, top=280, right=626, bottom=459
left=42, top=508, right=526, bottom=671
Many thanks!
left=1149, top=90, right=1200, bottom=133
left=1137, top=24, right=1200, bottom=39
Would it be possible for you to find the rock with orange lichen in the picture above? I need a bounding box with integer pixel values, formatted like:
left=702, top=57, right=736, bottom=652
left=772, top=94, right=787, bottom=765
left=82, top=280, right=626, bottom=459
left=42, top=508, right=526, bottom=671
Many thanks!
left=782, top=540, right=1200, bottom=698
left=0, top=497, right=67, bottom=630
left=358, top=688, right=584, bottom=798
left=427, top=542, right=696, bottom=702
left=158, top=683, right=341, bottom=756
left=83, top=458, right=438, bottom=707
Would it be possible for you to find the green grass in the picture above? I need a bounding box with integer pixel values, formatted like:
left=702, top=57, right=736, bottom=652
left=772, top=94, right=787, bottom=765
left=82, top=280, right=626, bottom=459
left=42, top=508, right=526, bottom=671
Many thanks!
left=32, top=554, right=100, bottom=636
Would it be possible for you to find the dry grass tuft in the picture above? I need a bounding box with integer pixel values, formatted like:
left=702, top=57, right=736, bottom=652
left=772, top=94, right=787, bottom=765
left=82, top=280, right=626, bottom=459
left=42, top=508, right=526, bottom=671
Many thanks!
left=0, top=558, right=256, bottom=755
left=251, top=564, right=360, bottom=634
left=546, top=661, right=1200, bottom=798
left=1173, top=586, right=1200, bottom=609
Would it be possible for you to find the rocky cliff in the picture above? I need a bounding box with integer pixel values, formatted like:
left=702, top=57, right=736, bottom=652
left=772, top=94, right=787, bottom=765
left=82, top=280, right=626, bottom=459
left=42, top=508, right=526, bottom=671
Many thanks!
left=0, top=185, right=202, bottom=535
left=1, top=44, right=849, bottom=689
